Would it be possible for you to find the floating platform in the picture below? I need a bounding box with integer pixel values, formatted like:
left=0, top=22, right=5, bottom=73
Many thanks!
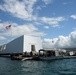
left=1, top=53, right=76, bottom=61
left=10, top=55, right=76, bottom=61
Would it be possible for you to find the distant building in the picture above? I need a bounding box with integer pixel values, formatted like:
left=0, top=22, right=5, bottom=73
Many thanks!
left=0, top=35, right=42, bottom=54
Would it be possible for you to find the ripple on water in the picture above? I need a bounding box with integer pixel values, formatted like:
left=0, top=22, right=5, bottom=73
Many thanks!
left=0, top=58, right=76, bottom=75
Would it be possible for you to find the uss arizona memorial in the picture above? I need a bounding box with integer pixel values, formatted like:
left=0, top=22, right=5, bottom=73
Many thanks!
left=0, top=35, right=42, bottom=53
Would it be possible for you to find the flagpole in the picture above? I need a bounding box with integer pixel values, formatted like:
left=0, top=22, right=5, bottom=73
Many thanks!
left=10, top=26, right=12, bottom=37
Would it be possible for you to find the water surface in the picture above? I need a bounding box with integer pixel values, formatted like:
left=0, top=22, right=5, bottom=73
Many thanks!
left=0, top=57, right=76, bottom=75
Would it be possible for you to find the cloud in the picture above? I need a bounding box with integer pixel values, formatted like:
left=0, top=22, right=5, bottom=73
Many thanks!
left=63, top=2, right=73, bottom=5
left=42, top=0, right=53, bottom=5
left=0, top=21, right=45, bottom=37
left=0, top=19, right=1, bottom=22
left=70, top=15, right=76, bottom=19
left=44, top=26, right=49, bottom=29
left=0, top=36, right=6, bottom=40
left=36, top=6, right=42, bottom=10
left=9, top=24, right=38, bottom=36
left=69, top=31, right=76, bottom=47
left=42, top=30, right=76, bottom=49
left=40, top=17, right=65, bottom=27
left=55, top=36, right=70, bottom=48
left=43, top=38, right=58, bottom=49
left=0, top=0, right=64, bottom=28
left=0, top=0, right=37, bottom=21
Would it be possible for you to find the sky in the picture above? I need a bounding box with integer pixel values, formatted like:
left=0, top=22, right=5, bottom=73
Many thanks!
left=0, top=0, right=76, bottom=49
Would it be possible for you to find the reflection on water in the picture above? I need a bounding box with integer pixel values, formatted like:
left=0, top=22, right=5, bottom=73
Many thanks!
left=0, top=57, right=76, bottom=75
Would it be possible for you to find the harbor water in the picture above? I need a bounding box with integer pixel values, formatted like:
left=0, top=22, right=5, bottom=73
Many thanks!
left=0, top=57, right=76, bottom=75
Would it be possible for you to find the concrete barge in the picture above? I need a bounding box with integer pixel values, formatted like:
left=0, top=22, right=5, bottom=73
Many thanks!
left=0, top=52, right=76, bottom=61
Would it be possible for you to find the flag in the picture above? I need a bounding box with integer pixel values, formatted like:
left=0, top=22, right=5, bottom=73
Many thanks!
left=5, top=25, right=11, bottom=30
left=52, top=40, right=54, bottom=43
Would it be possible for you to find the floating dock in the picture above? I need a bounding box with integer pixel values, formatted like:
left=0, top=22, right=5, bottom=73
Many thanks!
left=1, top=51, right=76, bottom=61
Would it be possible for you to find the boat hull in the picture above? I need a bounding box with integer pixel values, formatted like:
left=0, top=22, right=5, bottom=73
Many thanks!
left=39, top=56, right=63, bottom=60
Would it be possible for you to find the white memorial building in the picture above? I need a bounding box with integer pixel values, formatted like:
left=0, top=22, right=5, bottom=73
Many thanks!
left=0, top=35, right=42, bottom=53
